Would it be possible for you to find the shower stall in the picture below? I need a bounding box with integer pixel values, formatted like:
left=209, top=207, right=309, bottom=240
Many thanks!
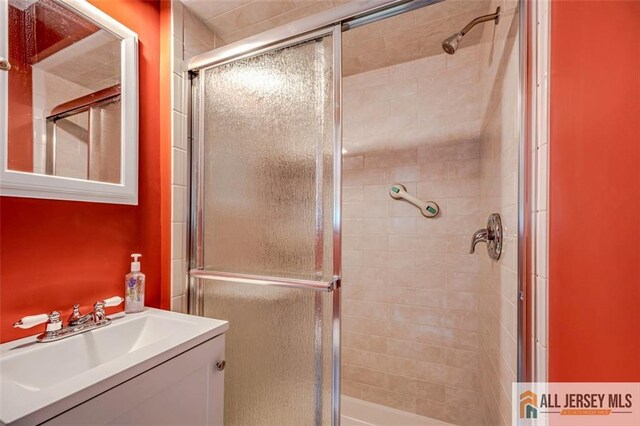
left=183, top=0, right=526, bottom=425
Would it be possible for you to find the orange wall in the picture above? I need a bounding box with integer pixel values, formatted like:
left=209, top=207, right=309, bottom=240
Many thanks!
left=549, top=0, right=640, bottom=381
left=0, top=0, right=171, bottom=343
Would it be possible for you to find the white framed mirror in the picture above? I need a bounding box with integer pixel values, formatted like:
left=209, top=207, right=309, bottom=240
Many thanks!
left=0, top=0, right=138, bottom=204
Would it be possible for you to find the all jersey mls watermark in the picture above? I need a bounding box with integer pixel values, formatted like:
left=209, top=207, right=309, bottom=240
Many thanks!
left=513, top=382, right=640, bottom=426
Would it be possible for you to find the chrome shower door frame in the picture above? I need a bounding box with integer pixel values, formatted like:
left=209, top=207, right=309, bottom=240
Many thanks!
left=186, top=0, right=534, bottom=423
left=188, top=24, right=343, bottom=425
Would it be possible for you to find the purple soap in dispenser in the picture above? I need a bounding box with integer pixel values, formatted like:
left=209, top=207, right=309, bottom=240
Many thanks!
left=125, top=253, right=145, bottom=313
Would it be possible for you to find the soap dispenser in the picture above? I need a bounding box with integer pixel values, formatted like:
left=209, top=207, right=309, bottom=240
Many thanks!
left=125, top=253, right=145, bottom=313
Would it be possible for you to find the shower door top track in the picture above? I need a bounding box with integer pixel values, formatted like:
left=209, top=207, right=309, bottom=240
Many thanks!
left=187, top=0, right=444, bottom=72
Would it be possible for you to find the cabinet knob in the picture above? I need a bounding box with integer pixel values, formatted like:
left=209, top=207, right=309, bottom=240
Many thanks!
left=216, top=360, right=226, bottom=371
left=0, top=57, right=10, bottom=71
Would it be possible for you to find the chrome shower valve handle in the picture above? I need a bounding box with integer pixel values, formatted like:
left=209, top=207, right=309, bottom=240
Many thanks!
left=470, top=213, right=503, bottom=260
left=389, top=184, right=440, bottom=218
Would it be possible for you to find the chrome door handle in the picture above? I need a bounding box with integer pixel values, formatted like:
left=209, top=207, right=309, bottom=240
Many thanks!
left=216, top=360, right=226, bottom=371
left=0, top=57, right=11, bottom=71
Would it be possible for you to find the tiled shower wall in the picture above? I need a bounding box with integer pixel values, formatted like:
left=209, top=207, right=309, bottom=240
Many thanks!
left=341, top=45, right=489, bottom=425
left=170, top=1, right=217, bottom=312
left=476, top=1, right=520, bottom=425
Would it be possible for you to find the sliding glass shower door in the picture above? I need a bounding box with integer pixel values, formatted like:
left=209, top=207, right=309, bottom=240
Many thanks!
left=190, top=27, right=341, bottom=426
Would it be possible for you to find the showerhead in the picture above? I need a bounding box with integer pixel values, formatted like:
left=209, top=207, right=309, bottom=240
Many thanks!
left=442, top=33, right=463, bottom=55
left=442, top=7, right=501, bottom=55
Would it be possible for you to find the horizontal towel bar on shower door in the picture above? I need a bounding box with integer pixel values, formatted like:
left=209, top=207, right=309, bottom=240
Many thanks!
left=189, top=269, right=339, bottom=292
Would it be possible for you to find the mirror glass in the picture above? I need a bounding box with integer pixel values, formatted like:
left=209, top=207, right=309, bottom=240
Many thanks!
left=7, top=0, right=122, bottom=183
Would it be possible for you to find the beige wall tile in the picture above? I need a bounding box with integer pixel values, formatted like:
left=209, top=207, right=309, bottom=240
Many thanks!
left=344, top=300, right=393, bottom=320
left=342, top=379, right=363, bottom=399
left=386, top=339, right=447, bottom=364
left=447, top=291, right=479, bottom=311
left=183, top=0, right=246, bottom=22
left=446, top=347, right=480, bottom=369
left=348, top=284, right=416, bottom=306
left=418, top=140, right=480, bottom=163
left=361, top=385, right=416, bottom=413
left=343, top=234, right=388, bottom=251
left=362, top=352, right=418, bottom=378
left=365, top=148, right=418, bottom=168
left=343, top=201, right=389, bottom=218
left=343, top=155, right=364, bottom=170
left=342, top=366, right=388, bottom=389
left=343, top=331, right=388, bottom=353
left=343, top=168, right=390, bottom=186
left=416, top=398, right=446, bottom=421
left=445, top=386, right=482, bottom=407
left=343, top=347, right=364, bottom=367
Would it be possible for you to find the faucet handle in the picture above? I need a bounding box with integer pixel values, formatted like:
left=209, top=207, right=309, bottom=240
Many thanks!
left=103, top=296, right=124, bottom=307
left=13, top=311, right=62, bottom=332
left=92, top=296, right=124, bottom=322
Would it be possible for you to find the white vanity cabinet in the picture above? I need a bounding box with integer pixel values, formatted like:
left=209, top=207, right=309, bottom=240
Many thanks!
left=0, top=309, right=228, bottom=426
left=43, top=335, right=225, bottom=426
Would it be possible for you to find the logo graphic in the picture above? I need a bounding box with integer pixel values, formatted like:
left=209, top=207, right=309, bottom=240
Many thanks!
left=520, top=391, right=538, bottom=419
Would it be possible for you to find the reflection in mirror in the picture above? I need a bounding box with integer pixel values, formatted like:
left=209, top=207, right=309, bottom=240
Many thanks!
left=7, top=0, right=122, bottom=183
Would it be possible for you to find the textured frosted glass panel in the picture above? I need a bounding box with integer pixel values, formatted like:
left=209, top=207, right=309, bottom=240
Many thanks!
left=89, top=100, right=121, bottom=183
left=201, top=37, right=334, bottom=281
left=203, top=280, right=333, bottom=426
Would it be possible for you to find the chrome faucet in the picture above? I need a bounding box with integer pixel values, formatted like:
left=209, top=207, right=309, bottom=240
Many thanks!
left=68, top=304, right=93, bottom=326
left=13, top=296, right=124, bottom=343
left=92, top=300, right=110, bottom=322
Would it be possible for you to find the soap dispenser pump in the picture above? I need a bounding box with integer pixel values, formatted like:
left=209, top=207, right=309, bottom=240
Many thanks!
left=125, top=253, right=145, bottom=313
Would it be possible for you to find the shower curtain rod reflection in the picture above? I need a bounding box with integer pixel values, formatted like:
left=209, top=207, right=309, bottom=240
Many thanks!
left=187, top=0, right=443, bottom=72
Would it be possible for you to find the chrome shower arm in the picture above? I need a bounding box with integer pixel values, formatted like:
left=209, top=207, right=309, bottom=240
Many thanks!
left=442, top=7, right=501, bottom=55
left=460, top=7, right=501, bottom=36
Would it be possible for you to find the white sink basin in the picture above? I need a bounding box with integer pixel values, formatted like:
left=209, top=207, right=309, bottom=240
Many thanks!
left=0, top=308, right=228, bottom=425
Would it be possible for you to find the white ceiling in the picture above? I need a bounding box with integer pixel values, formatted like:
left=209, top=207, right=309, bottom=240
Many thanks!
left=35, top=30, right=121, bottom=92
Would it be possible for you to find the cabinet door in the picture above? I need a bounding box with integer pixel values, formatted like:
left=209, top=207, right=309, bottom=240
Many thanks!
left=43, top=335, right=225, bottom=425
